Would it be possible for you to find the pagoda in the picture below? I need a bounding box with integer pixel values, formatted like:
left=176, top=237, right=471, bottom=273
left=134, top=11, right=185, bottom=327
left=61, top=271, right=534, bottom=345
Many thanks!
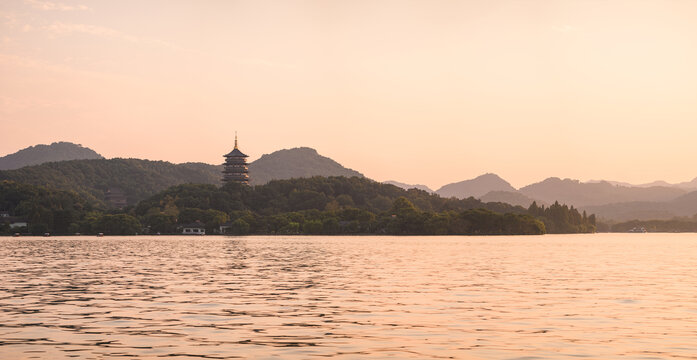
left=222, top=133, right=249, bottom=185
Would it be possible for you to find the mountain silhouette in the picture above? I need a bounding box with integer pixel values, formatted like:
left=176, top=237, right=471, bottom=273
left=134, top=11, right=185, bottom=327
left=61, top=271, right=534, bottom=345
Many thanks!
left=436, top=173, right=515, bottom=199
left=0, top=141, right=103, bottom=170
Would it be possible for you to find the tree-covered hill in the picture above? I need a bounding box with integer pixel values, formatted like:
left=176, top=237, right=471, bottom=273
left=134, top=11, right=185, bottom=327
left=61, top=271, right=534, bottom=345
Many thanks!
left=0, top=141, right=103, bottom=170
left=0, top=158, right=221, bottom=207
left=0, top=147, right=367, bottom=207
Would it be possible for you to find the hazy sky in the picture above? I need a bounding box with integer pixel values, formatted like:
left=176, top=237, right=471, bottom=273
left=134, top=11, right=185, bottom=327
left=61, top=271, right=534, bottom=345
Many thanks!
left=1, top=0, right=696, bottom=189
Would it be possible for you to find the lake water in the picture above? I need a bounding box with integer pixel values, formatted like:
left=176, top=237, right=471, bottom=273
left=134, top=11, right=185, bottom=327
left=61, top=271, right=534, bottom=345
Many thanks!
left=1, top=234, right=696, bottom=359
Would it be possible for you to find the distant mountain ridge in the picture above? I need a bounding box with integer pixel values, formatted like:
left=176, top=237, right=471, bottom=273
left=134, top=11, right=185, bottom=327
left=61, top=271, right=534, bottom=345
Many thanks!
left=436, top=173, right=516, bottom=199
left=583, top=190, right=697, bottom=221
left=383, top=180, right=434, bottom=193
left=0, top=141, right=103, bottom=170
left=429, top=174, right=697, bottom=220
left=248, top=147, right=362, bottom=185
left=480, top=190, right=544, bottom=208
left=519, top=177, right=685, bottom=208
left=588, top=178, right=697, bottom=190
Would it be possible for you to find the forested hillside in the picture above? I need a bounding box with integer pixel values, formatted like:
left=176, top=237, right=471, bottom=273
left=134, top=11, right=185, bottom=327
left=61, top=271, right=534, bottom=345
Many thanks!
left=0, top=147, right=367, bottom=207
left=0, top=159, right=221, bottom=206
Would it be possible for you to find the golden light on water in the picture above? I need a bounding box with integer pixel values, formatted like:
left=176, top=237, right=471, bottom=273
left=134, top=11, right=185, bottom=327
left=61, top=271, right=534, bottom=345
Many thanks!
left=1, top=234, right=696, bottom=358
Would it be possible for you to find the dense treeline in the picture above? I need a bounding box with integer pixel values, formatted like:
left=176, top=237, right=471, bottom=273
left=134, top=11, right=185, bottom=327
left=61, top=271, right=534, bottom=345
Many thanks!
left=527, top=201, right=596, bottom=234
left=2, top=176, right=597, bottom=236
left=610, top=218, right=697, bottom=233
left=132, top=177, right=592, bottom=235
left=132, top=177, right=545, bottom=235
left=0, top=180, right=143, bottom=235
left=135, top=176, right=528, bottom=216
left=0, top=180, right=88, bottom=235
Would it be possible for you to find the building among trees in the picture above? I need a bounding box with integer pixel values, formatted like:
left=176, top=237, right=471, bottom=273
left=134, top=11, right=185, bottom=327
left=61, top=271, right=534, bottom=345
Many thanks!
left=181, top=220, right=206, bottom=235
left=105, top=187, right=127, bottom=209
left=222, top=133, right=249, bottom=185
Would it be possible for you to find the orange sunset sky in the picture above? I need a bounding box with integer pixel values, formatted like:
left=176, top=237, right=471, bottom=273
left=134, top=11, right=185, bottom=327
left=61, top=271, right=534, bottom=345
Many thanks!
left=1, top=0, right=696, bottom=189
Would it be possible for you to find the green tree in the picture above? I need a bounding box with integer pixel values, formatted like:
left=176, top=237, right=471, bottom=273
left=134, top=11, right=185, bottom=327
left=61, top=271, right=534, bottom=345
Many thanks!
left=322, top=217, right=339, bottom=234
left=227, top=218, right=250, bottom=235
left=142, top=213, right=177, bottom=234
left=95, top=214, right=142, bottom=235
left=303, top=219, right=323, bottom=234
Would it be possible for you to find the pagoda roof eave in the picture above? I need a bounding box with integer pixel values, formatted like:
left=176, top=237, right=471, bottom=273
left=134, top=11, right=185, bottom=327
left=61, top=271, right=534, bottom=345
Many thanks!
left=224, top=148, right=248, bottom=157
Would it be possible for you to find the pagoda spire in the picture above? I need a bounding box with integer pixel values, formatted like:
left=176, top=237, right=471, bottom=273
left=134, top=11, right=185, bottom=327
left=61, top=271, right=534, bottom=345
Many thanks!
left=234, top=131, right=238, bottom=149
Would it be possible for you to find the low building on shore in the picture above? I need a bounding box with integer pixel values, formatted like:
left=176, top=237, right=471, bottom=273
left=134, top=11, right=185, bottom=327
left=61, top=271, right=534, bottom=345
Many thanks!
left=9, top=218, right=28, bottom=229
left=181, top=221, right=206, bottom=235
left=0, top=213, right=28, bottom=230
left=219, top=221, right=233, bottom=234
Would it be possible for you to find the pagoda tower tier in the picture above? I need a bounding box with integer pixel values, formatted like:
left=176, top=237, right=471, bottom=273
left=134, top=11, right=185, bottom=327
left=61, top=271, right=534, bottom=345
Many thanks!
left=222, top=133, right=249, bottom=185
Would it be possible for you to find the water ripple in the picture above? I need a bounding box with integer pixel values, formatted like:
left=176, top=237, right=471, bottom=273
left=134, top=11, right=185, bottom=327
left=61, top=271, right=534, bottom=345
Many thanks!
left=1, top=234, right=697, bottom=359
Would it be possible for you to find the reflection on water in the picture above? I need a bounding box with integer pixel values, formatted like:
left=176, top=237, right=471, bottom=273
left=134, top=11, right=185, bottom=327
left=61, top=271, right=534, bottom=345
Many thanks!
left=1, top=234, right=697, bottom=359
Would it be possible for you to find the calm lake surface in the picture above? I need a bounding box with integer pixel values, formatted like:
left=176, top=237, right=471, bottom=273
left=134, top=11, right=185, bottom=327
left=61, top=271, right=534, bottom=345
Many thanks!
left=1, top=234, right=696, bottom=359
